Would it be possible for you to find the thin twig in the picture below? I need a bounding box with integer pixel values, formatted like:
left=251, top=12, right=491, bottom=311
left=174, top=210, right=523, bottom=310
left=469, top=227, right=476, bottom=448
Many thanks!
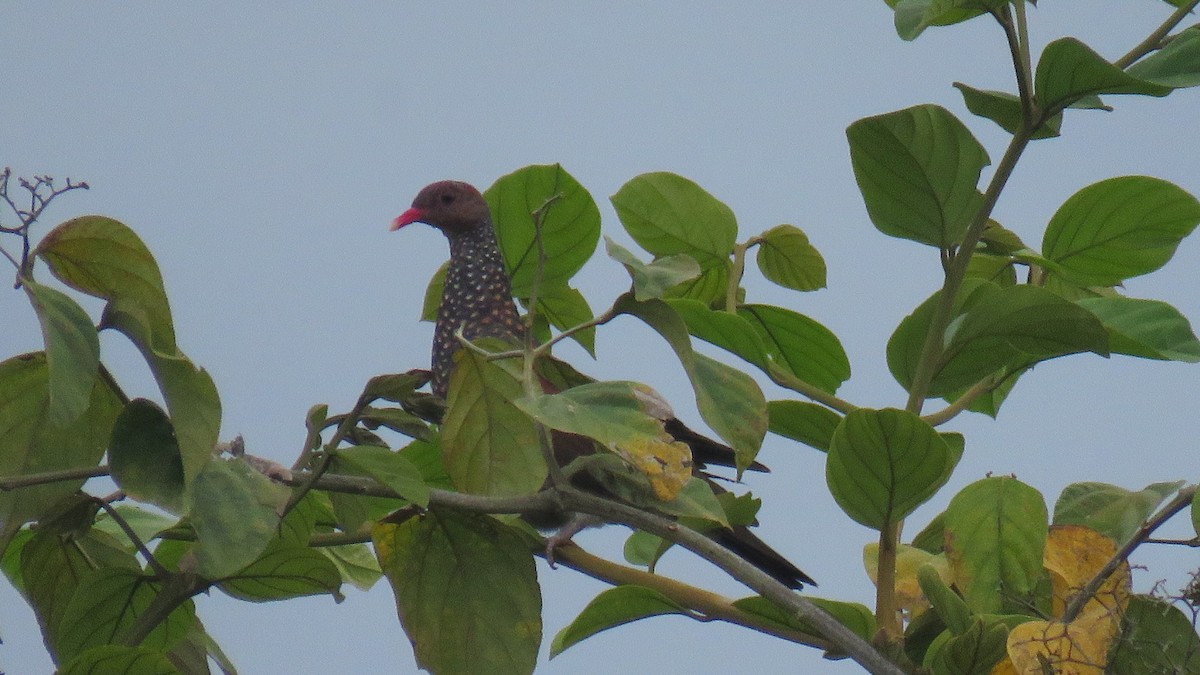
left=96, top=499, right=170, bottom=578
left=1114, top=0, right=1200, bottom=69
left=1062, top=484, right=1198, bottom=623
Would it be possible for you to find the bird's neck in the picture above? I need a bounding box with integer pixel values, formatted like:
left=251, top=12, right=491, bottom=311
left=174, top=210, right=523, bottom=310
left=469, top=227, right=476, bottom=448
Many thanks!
left=433, top=223, right=525, bottom=397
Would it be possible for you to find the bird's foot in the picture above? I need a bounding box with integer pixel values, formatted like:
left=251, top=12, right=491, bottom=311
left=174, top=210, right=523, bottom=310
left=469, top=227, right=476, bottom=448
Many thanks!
left=544, top=512, right=602, bottom=568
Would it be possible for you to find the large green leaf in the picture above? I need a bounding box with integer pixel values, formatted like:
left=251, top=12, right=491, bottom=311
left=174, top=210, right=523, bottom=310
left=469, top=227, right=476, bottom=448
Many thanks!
left=23, top=280, right=100, bottom=427
left=16, top=527, right=140, bottom=661
left=826, top=408, right=956, bottom=530
left=0, top=353, right=121, bottom=550
left=440, top=347, right=545, bottom=497
left=943, top=477, right=1047, bottom=614
left=108, top=399, right=186, bottom=514
left=891, top=0, right=1001, bottom=41
left=739, top=304, right=851, bottom=394
left=1127, top=26, right=1200, bottom=88
left=35, top=215, right=221, bottom=483
left=1077, top=296, right=1200, bottom=362
left=888, top=281, right=1109, bottom=397
left=1109, top=596, right=1200, bottom=673
left=187, top=455, right=291, bottom=579
left=1042, top=176, right=1200, bottom=286
left=1053, top=481, right=1184, bottom=545
left=953, top=82, right=1062, bottom=139
left=615, top=295, right=767, bottom=472
left=755, top=224, right=826, bottom=291
left=59, top=645, right=180, bottom=675
left=36, top=216, right=175, bottom=351
left=550, top=586, right=687, bottom=658
left=54, top=567, right=196, bottom=663
left=1035, top=38, right=1172, bottom=111
left=486, top=164, right=601, bottom=296
left=373, top=508, right=541, bottom=675
left=847, top=104, right=989, bottom=248
left=217, top=541, right=343, bottom=602
left=611, top=172, right=738, bottom=269
left=517, top=381, right=670, bottom=447
left=666, top=298, right=771, bottom=371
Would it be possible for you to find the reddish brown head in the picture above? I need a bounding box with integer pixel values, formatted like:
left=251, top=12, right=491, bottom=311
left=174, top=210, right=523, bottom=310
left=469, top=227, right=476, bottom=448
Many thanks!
left=391, top=181, right=491, bottom=236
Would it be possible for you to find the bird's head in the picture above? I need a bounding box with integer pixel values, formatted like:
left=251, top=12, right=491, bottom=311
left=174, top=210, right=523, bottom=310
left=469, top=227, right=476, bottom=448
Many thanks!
left=391, top=180, right=491, bottom=236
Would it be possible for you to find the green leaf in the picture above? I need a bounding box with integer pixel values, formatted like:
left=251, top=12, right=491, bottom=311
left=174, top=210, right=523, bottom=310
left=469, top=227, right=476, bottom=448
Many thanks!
left=733, top=595, right=876, bottom=643
left=322, top=542, right=383, bottom=591
left=36, top=216, right=176, bottom=351
left=108, top=399, right=186, bottom=514
left=891, top=0, right=1005, bottom=41
left=888, top=281, right=1109, bottom=397
left=517, top=381, right=670, bottom=447
left=440, top=347, right=545, bottom=496
left=665, top=262, right=730, bottom=306
left=667, top=298, right=771, bottom=371
left=59, top=645, right=180, bottom=675
left=332, top=444, right=430, bottom=507
left=17, top=527, right=140, bottom=661
left=1077, top=297, right=1200, bottom=362
left=944, top=477, right=1047, bottom=614
left=187, top=455, right=291, bottom=579
left=825, top=408, right=956, bottom=530
left=1043, top=176, right=1200, bottom=286
left=362, top=370, right=432, bottom=404
left=1035, top=38, right=1173, bottom=111
left=23, top=280, right=100, bottom=427
left=530, top=284, right=597, bottom=355
left=847, top=104, right=989, bottom=247
left=1053, top=481, right=1184, bottom=544
left=550, top=585, right=687, bottom=658
left=1194, top=489, right=1200, bottom=538
left=605, top=236, right=702, bottom=301
left=54, top=567, right=196, bottom=663
left=611, top=172, right=738, bottom=268
left=217, top=542, right=343, bottom=601
left=918, top=563, right=972, bottom=635
left=486, top=164, right=601, bottom=296
left=1127, top=26, right=1200, bottom=88
left=615, top=295, right=767, bottom=472
left=953, top=82, right=1062, bottom=139
left=420, top=261, right=448, bottom=322
left=767, top=400, right=841, bottom=452
left=93, top=505, right=178, bottom=553
left=100, top=307, right=222, bottom=484
left=739, top=304, right=851, bottom=394
left=0, top=353, right=122, bottom=548
left=35, top=216, right=221, bottom=484
left=924, top=617, right=1008, bottom=675
left=1109, top=595, right=1200, bottom=673
left=373, top=507, right=540, bottom=675
left=755, top=224, right=826, bottom=291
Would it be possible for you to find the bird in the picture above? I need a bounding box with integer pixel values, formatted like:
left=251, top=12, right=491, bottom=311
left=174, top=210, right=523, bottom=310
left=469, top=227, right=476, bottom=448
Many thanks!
left=392, top=180, right=814, bottom=589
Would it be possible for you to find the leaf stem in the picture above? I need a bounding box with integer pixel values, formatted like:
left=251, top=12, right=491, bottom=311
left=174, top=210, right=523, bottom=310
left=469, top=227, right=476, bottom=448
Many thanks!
left=96, top=499, right=170, bottom=578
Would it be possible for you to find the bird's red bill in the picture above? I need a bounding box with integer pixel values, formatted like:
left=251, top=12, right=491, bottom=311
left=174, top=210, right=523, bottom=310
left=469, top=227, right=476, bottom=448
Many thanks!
left=391, top=207, right=425, bottom=231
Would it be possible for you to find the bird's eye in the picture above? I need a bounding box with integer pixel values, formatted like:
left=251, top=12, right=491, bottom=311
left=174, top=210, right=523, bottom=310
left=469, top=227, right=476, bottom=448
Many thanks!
left=440, top=194, right=455, bottom=205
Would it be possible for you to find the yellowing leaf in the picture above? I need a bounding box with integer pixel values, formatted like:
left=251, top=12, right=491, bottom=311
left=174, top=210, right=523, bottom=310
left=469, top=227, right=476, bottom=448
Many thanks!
left=1043, top=524, right=1130, bottom=620
left=1006, top=609, right=1117, bottom=674
left=864, top=543, right=950, bottom=617
left=611, top=437, right=692, bottom=502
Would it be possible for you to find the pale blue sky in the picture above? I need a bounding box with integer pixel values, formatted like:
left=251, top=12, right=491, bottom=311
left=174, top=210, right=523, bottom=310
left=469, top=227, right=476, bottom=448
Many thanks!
left=2, top=3, right=1198, bottom=673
